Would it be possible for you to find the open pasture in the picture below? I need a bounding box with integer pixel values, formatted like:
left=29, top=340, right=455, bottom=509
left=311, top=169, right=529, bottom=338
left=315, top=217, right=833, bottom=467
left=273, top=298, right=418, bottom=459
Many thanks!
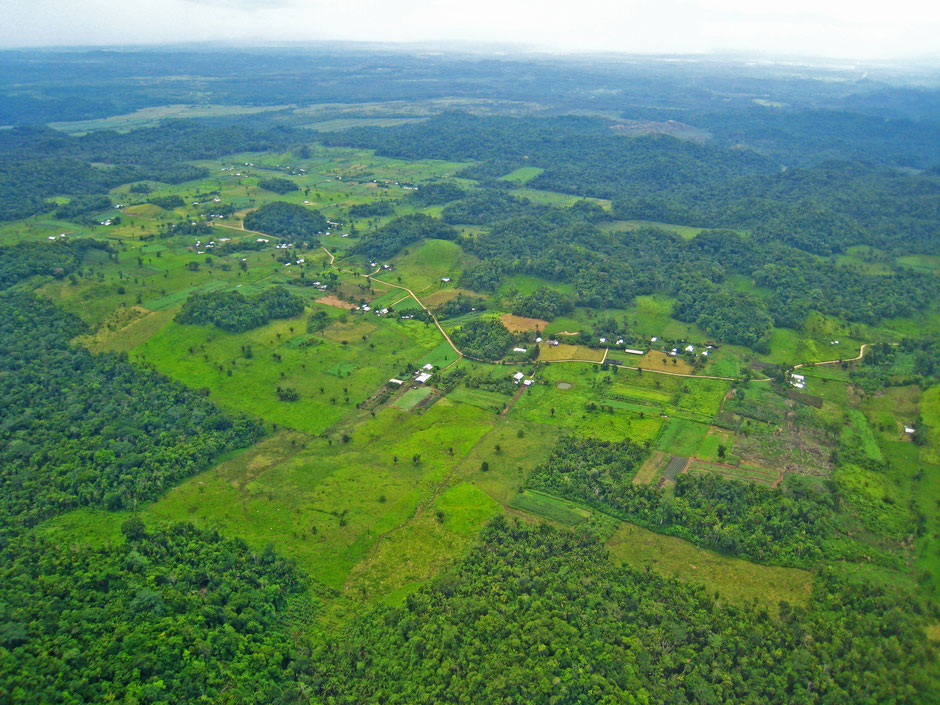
left=133, top=311, right=442, bottom=434
left=140, top=399, right=497, bottom=595
left=512, top=362, right=665, bottom=443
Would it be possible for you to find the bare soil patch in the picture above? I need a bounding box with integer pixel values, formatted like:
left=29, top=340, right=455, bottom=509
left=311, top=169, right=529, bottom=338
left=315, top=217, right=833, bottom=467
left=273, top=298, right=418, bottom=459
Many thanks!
left=316, top=295, right=357, bottom=310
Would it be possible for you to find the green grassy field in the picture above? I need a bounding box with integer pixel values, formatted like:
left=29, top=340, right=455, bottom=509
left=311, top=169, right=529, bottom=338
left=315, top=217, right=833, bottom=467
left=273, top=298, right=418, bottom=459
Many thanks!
left=447, top=386, right=510, bottom=412
left=394, top=386, right=433, bottom=411
left=500, top=166, right=544, bottom=183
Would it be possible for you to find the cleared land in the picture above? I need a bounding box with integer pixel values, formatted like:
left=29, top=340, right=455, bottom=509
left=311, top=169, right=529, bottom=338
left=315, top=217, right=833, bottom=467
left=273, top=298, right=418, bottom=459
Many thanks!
left=539, top=343, right=605, bottom=362
left=607, top=522, right=813, bottom=611
left=500, top=313, right=549, bottom=332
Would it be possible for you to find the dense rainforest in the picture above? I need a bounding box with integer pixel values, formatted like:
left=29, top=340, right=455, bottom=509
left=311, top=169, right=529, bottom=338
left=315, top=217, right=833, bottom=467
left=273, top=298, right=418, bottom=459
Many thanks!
left=0, top=522, right=308, bottom=705
left=0, top=122, right=306, bottom=222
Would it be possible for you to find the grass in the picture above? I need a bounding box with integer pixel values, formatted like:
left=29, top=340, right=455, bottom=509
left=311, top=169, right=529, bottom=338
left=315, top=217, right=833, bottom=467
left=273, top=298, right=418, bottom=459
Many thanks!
left=509, top=490, right=591, bottom=525
left=453, top=418, right=557, bottom=507
left=343, top=482, right=500, bottom=605
left=140, top=400, right=496, bottom=594
left=133, top=312, right=442, bottom=434
left=417, top=340, right=460, bottom=369
left=539, top=344, right=605, bottom=362
left=599, top=219, right=710, bottom=240
left=447, top=386, right=510, bottom=412
left=512, top=363, right=665, bottom=443
left=394, top=386, right=433, bottom=411
left=500, top=166, right=544, bottom=184
left=607, top=522, right=813, bottom=612
left=657, top=419, right=708, bottom=456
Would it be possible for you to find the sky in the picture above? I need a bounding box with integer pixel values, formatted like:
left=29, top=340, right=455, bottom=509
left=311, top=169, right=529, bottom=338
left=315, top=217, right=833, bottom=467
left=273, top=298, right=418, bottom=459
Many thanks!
left=1, top=0, right=938, bottom=60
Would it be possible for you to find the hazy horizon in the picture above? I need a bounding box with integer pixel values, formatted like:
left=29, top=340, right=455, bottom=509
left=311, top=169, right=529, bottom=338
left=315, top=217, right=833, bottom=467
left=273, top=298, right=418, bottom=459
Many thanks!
left=4, top=0, right=939, bottom=62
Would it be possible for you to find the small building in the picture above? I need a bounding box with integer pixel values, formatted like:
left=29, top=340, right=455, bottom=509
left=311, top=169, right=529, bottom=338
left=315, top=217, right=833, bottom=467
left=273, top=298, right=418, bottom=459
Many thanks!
left=535, top=337, right=543, bottom=343
left=415, top=372, right=432, bottom=384
left=792, top=382, right=805, bottom=389
left=685, top=345, right=694, bottom=353
left=623, top=348, right=644, bottom=355
left=523, top=379, right=534, bottom=386
left=422, top=363, right=434, bottom=371
left=389, top=379, right=404, bottom=386
left=651, top=336, right=658, bottom=342
left=791, top=373, right=805, bottom=382
left=513, top=347, right=527, bottom=353
left=599, top=337, right=607, bottom=343
left=701, top=350, right=709, bottom=356
left=441, top=277, right=451, bottom=283
left=512, top=371, right=525, bottom=382
left=905, top=426, right=916, bottom=435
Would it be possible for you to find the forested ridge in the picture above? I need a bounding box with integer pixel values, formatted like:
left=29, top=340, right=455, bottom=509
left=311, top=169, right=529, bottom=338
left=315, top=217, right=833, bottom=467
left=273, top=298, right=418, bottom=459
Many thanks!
left=454, top=210, right=936, bottom=350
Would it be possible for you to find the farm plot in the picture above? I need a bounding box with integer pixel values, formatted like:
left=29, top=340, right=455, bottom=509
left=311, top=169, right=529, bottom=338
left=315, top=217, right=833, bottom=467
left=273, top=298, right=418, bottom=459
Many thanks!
left=633, top=451, right=670, bottom=485
left=634, top=350, right=694, bottom=375
left=663, top=455, right=689, bottom=482
left=509, top=490, right=591, bottom=525
left=538, top=343, right=605, bottom=362
left=417, top=340, right=460, bottom=369
left=687, top=460, right=780, bottom=487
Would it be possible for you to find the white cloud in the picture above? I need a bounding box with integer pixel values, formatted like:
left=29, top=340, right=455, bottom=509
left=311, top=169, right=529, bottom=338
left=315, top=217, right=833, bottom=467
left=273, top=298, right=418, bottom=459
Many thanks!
left=0, top=0, right=937, bottom=59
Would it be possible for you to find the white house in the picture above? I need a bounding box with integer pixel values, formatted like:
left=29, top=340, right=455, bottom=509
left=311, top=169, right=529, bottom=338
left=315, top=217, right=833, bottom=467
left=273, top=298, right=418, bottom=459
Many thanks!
left=415, top=372, right=432, bottom=384
left=422, top=363, right=434, bottom=371
left=513, top=347, right=527, bottom=353
left=512, top=371, right=525, bottom=382
left=624, top=348, right=644, bottom=355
